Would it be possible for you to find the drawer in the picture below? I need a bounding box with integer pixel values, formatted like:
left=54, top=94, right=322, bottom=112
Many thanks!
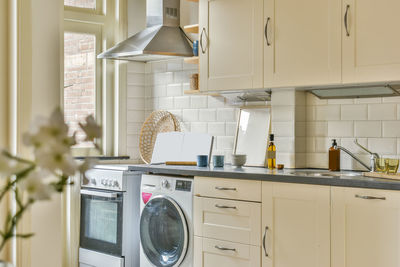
left=194, top=236, right=261, bottom=267
left=194, top=196, right=261, bottom=246
left=194, top=176, right=261, bottom=202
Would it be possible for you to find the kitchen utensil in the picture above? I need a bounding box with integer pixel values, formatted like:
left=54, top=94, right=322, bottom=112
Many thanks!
left=193, top=40, right=199, bottom=56
left=277, top=164, right=284, bottom=170
left=231, top=154, right=247, bottom=167
left=190, top=73, right=199, bottom=90
left=139, top=111, right=181, bottom=164
left=197, top=155, right=208, bottom=167
left=363, top=172, right=400, bottom=180
left=375, top=158, right=388, bottom=173
left=166, top=161, right=197, bottom=166
left=212, top=155, right=225, bottom=168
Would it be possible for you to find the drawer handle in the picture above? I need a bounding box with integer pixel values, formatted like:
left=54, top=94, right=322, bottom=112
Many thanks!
left=215, top=204, right=237, bottom=209
left=262, top=226, right=269, bottom=257
left=215, top=245, right=236, bottom=252
left=355, top=194, right=386, bottom=200
left=215, top=186, right=237, bottom=191
left=344, top=4, right=350, bottom=36
left=265, top=17, right=271, bottom=46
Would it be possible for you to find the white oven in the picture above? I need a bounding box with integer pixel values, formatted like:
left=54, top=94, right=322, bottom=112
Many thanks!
left=79, top=165, right=141, bottom=267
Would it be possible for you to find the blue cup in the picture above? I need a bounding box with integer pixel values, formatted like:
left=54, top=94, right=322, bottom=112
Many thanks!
left=197, top=155, right=208, bottom=167
left=212, top=155, right=225, bottom=168
left=193, top=40, right=199, bottom=56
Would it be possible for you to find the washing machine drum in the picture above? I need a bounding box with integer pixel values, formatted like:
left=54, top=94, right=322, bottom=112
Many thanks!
left=140, top=195, right=189, bottom=267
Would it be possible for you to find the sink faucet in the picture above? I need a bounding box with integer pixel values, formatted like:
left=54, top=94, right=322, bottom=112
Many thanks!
left=337, top=139, right=379, bottom=172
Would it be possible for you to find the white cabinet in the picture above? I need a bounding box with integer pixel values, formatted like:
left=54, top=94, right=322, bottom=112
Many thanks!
left=261, top=182, right=330, bottom=267
left=263, top=0, right=341, bottom=87
left=194, top=237, right=261, bottom=267
left=342, top=0, right=400, bottom=83
left=332, top=187, right=400, bottom=267
left=198, top=0, right=263, bottom=91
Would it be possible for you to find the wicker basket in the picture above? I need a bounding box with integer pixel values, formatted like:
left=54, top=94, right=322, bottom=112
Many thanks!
left=139, top=111, right=181, bottom=164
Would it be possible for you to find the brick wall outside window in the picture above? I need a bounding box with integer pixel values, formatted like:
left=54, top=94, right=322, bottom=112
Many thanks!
left=64, top=32, right=96, bottom=147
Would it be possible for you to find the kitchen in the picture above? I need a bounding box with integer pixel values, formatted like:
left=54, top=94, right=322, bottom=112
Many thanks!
left=1, top=0, right=400, bottom=267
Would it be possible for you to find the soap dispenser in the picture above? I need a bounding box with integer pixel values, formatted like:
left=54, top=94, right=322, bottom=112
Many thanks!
left=329, top=139, right=340, bottom=171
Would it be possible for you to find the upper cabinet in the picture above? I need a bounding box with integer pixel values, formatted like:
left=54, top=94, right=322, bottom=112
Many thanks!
left=264, top=0, right=342, bottom=88
left=199, top=0, right=263, bottom=91
left=342, top=0, right=400, bottom=83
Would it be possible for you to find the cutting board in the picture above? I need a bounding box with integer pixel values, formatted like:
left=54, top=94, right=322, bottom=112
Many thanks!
left=363, top=172, right=400, bottom=180
left=151, top=132, right=214, bottom=164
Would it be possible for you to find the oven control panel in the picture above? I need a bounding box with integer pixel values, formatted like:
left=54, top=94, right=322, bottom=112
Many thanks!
left=175, top=180, right=192, bottom=192
left=82, top=168, right=125, bottom=191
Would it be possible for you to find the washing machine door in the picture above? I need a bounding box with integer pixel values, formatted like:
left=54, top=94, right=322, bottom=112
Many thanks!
left=140, top=195, right=189, bottom=267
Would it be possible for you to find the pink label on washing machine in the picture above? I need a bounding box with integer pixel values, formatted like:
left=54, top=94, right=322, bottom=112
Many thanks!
left=142, top=192, right=152, bottom=204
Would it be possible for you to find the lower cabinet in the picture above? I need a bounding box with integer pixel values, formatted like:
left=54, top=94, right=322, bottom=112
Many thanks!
left=194, top=237, right=261, bottom=267
left=331, top=187, right=400, bottom=267
left=261, top=182, right=331, bottom=267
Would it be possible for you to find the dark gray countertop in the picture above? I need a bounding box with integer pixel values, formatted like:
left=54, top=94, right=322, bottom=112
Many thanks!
left=128, top=164, right=400, bottom=191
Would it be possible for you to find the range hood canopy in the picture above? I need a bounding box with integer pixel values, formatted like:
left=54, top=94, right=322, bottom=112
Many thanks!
left=97, top=0, right=193, bottom=62
left=308, top=83, right=400, bottom=99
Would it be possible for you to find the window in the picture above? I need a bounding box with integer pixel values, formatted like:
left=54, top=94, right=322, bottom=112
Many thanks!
left=63, top=0, right=125, bottom=154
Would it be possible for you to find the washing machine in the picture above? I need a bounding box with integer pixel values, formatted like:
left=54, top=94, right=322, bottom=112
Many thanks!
left=140, top=174, right=193, bottom=267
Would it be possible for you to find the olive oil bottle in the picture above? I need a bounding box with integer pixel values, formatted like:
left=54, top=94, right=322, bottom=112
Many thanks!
left=267, top=134, right=276, bottom=169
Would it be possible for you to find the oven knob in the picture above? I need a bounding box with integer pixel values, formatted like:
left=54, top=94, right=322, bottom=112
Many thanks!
left=90, top=178, right=97, bottom=185
left=161, top=179, right=170, bottom=189
left=113, top=180, right=119, bottom=187
left=101, top=179, right=107, bottom=186
left=108, top=180, right=113, bottom=186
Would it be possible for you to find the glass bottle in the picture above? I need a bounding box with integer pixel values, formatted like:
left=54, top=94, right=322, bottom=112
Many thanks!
left=267, top=134, right=276, bottom=169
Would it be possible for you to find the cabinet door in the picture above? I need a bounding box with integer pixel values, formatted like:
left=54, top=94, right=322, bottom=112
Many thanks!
left=342, top=0, right=400, bottom=83
left=194, top=236, right=261, bottom=267
left=264, top=0, right=341, bottom=87
left=194, top=196, right=261, bottom=246
left=262, top=182, right=330, bottom=267
left=332, top=187, right=400, bottom=267
left=199, top=0, right=263, bottom=91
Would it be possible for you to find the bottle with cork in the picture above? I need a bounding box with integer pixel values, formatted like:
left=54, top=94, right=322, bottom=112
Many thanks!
left=329, top=139, right=340, bottom=171
left=266, top=134, right=276, bottom=169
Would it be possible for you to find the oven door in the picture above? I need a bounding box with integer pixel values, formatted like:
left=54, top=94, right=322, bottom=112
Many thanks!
left=80, top=189, right=123, bottom=256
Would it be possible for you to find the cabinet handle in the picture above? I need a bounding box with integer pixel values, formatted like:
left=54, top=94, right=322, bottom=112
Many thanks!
left=215, top=245, right=236, bottom=252
left=355, top=194, right=386, bottom=200
left=200, top=28, right=207, bottom=54
left=344, top=4, right=350, bottom=36
left=262, top=226, right=269, bottom=257
left=265, top=17, right=271, bottom=46
left=215, top=204, right=237, bottom=209
left=215, top=186, right=237, bottom=191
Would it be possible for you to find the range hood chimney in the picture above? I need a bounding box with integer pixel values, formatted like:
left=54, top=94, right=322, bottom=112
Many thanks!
left=97, top=0, right=193, bottom=62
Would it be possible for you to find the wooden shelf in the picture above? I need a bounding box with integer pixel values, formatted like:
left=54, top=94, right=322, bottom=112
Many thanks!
left=183, top=24, right=199, bottom=34
left=184, top=56, right=199, bottom=64
left=184, top=89, right=221, bottom=97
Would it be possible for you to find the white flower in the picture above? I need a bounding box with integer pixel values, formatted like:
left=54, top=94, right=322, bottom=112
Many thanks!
left=79, top=115, right=102, bottom=142
left=19, top=170, right=52, bottom=201
left=35, top=145, right=78, bottom=176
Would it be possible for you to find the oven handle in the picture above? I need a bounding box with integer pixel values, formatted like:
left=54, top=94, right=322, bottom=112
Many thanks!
left=81, top=189, right=120, bottom=198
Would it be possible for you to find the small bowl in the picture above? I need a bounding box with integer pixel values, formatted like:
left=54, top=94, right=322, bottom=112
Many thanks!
left=231, top=154, right=247, bottom=167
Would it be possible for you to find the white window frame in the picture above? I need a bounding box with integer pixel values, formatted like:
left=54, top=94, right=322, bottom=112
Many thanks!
left=63, top=0, right=127, bottom=156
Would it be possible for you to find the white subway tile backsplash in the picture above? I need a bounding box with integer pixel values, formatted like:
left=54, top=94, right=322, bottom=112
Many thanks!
left=182, top=109, right=199, bottom=122
left=354, top=121, right=381, bottom=137
left=272, top=89, right=296, bottom=106
left=191, top=122, right=207, bottom=133
left=208, top=96, right=226, bottom=108
left=174, top=96, right=191, bottom=109
left=306, top=153, right=328, bottom=168
left=383, top=121, right=400, bottom=137
left=216, top=136, right=234, bottom=150
left=273, top=121, right=294, bottom=137
left=306, top=93, right=327, bottom=106
left=398, top=139, right=400, bottom=155
left=315, top=137, right=331, bottom=153
left=368, top=103, right=397, bottom=120
left=368, top=138, right=397, bottom=154
left=127, top=73, right=146, bottom=85
left=167, top=59, right=183, bottom=72
left=315, top=105, right=341, bottom=121
left=208, top=122, right=226, bottom=136
left=295, top=105, right=306, bottom=122
left=158, top=97, right=174, bottom=110
left=199, top=109, right=217, bottom=122
left=127, top=85, right=145, bottom=97
left=151, top=61, right=167, bottom=73
left=217, top=108, right=236, bottom=122
left=341, top=104, right=367, bottom=120
left=127, top=62, right=145, bottom=73
left=340, top=138, right=368, bottom=154
left=398, top=104, right=400, bottom=119
left=272, top=105, right=295, bottom=121
left=190, top=96, right=208, bottom=109
left=225, top=122, right=237, bottom=136
left=126, top=134, right=139, bottom=147
left=152, top=85, right=167, bottom=97
left=127, top=110, right=145, bottom=123
left=127, top=123, right=143, bottom=134
left=127, top=97, right=145, bottom=110
left=306, top=137, right=315, bottom=153
left=275, top=137, right=295, bottom=153
left=328, top=121, right=353, bottom=137
left=306, top=106, right=315, bottom=121
left=306, top=121, right=327, bottom=137
left=166, top=84, right=183, bottom=96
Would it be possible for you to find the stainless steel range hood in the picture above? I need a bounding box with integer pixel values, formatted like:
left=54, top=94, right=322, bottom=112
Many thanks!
left=307, top=83, right=400, bottom=99
left=98, top=0, right=193, bottom=62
